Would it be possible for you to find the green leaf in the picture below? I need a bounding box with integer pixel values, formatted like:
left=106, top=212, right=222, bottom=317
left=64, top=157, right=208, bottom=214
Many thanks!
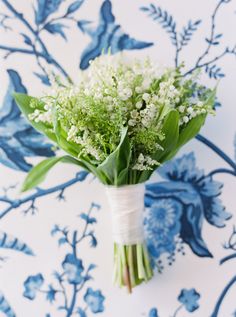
left=153, top=109, right=179, bottom=162
left=13, top=92, right=57, bottom=142
left=21, top=156, right=81, bottom=192
left=177, top=114, right=206, bottom=149
left=97, top=127, right=131, bottom=185
left=52, top=109, right=82, bottom=157
left=205, top=86, right=217, bottom=108
left=166, top=113, right=207, bottom=161
left=138, top=170, right=153, bottom=183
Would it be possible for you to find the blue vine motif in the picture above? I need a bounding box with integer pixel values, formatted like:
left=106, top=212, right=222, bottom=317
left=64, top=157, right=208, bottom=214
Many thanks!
left=140, top=5, right=178, bottom=47
left=0, top=171, right=88, bottom=219
left=0, top=0, right=85, bottom=83
left=141, top=0, right=236, bottom=74
left=79, top=0, right=153, bottom=69
left=209, top=226, right=236, bottom=316
left=22, top=203, right=105, bottom=317
left=147, top=287, right=200, bottom=317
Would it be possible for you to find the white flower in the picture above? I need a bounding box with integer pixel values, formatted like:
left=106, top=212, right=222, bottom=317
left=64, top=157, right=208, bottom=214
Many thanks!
left=148, top=103, right=156, bottom=114
left=152, top=95, right=159, bottom=102
left=178, top=105, right=185, bottom=113
left=142, top=93, right=150, bottom=102
left=136, top=101, right=143, bottom=109
left=187, top=107, right=193, bottom=114
left=131, top=110, right=139, bottom=119
left=190, top=111, right=197, bottom=118
left=183, top=116, right=189, bottom=123
left=128, top=119, right=136, bottom=126
left=141, top=118, right=150, bottom=127
left=197, top=101, right=204, bottom=107
left=67, top=125, right=78, bottom=141
left=118, top=87, right=132, bottom=101
left=123, top=88, right=132, bottom=97
left=138, top=153, right=145, bottom=163
left=135, top=86, right=143, bottom=93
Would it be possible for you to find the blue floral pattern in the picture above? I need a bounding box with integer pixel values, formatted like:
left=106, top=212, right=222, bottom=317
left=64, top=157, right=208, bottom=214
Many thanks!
left=145, top=152, right=232, bottom=262
left=147, top=288, right=200, bottom=317
left=84, top=288, right=105, bottom=314
left=23, top=274, right=44, bottom=300
left=21, top=204, right=104, bottom=316
left=0, top=0, right=236, bottom=316
left=144, top=199, right=182, bottom=258
left=178, top=288, right=200, bottom=312
left=62, top=253, right=84, bottom=284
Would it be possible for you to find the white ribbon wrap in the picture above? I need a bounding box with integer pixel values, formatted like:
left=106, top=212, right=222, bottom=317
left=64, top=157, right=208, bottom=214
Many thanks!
left=105, top=183, right=145, bottom=245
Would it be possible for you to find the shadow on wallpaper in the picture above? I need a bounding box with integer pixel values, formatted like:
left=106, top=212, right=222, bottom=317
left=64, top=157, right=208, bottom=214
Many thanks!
left=0, top=0, right=236, bottom=316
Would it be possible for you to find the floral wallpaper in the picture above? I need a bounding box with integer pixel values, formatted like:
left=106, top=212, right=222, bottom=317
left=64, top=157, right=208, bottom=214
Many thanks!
left=0, top=0, right=236, bottom=316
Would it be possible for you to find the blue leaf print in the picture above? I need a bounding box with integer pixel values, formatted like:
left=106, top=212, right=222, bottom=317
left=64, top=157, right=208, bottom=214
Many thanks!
left=140, top=4, right=178, bottom=46
left=0, top=69, right=55, bottom=171
left=0, top=231, right=34, bottom=256
left=77, top=307, right=87, bottom=317
left=205, top=64, right=225, bottom=79
left=35, top=0, right=65, bottom=25
left=44, top=23, right=68, bottom=41
left=20, top=33, right=33, bottom=46
left=46, top=285, right=57, bottom=303
left=182, top=204, right=213, bottom=257
left=80, top=213, right=97, bottom=224
left=66, top=0, right=84, bottom=15
left=79, top=0, right=153, bottom=69
left=0, top=291, right=16, bottom=317
left=33, top=72, right=50, bottom=86
left=179, top=20, right=201, bottom=48
left=148, top=308, right=159, bottom=317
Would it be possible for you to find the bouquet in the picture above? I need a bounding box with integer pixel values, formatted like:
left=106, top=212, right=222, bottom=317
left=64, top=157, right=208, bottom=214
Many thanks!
left=14, top=53, right=215, bottom=292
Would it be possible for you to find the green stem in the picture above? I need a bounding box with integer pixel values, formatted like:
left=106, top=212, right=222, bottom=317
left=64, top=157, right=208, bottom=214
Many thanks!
left=127, top=245, right=135, bottom=287
left=113, top=242, right=153, bottom=290
left=143, top=244, right=153, bottom=279
left=136, top=243, right=146, bottom=280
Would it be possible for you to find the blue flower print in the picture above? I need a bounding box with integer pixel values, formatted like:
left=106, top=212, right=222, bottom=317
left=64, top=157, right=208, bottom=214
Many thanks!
left=149, top=308, right=159, bottom=317
left=178, top=288, right=200, bottom=312
left=158, top=153, right=231, bottom=228
left=144, top=199, right=182, bottom=258
left=23, top=274, right=44, bottom=300
left=84, top=287, right=105, bottom=313
left=146, top=152, right=232, bottom=258
left=62, top=253, right=84, bottom=284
